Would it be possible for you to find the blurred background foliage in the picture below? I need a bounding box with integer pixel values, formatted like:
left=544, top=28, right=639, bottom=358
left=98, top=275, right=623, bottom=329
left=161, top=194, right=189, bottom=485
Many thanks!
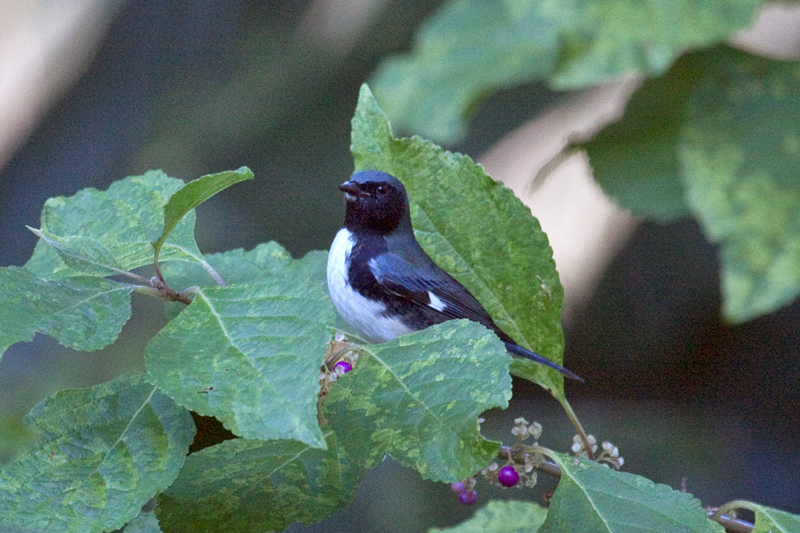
left=0, top=0, right=799, bottom=531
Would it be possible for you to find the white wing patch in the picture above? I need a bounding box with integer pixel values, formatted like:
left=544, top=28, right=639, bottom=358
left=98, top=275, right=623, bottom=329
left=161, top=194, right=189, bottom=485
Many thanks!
left=427, top=291, right=447, bottom=312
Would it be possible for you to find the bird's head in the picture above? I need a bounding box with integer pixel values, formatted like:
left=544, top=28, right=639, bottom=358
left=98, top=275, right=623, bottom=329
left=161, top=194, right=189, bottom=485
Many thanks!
left=340, top=170, right=411, bottom=234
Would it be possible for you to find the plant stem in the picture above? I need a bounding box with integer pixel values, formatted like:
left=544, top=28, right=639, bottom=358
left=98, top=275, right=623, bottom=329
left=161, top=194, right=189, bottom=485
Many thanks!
left=557, top=396, right=594, bottom=460
left=200, top=260, right=226, bottom=286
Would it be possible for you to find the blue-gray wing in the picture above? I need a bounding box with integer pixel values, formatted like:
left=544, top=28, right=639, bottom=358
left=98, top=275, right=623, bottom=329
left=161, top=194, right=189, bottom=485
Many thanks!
left=367, top=252, right=506, bottom=335
left=369, top=253, right=583, bottom=380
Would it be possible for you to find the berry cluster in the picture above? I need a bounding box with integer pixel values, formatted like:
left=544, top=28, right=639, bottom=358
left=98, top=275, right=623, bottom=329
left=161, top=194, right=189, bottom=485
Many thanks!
left=449, top=478, right=478, bottom=506
left=318, top=332, right=359, bottom=400
left=570, top=434, right=624, bottom=469
left=483, top=418, right=545, bottom=489
left=451, top=418, right=546, bottom=506
left=450, top=417, right=625, bottom=506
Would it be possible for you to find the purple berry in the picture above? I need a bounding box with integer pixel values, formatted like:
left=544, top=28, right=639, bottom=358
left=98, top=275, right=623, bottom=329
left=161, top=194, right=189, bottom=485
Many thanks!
left=334, top=361, right=353, bottom=374
left=459, top=490, right=478, bottom=506
left=497, top=465, right=520, bottom=487
left=449, top=481, right=465, bottom=494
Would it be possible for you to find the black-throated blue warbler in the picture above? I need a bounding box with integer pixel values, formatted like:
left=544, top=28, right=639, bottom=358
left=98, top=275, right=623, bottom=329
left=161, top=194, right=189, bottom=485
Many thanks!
left=327, top=170, right=581, bottom=381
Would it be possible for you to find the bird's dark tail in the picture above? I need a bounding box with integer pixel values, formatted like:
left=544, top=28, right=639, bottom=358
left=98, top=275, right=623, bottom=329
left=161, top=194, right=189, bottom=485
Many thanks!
left=504, top=342, right=584, bottom=382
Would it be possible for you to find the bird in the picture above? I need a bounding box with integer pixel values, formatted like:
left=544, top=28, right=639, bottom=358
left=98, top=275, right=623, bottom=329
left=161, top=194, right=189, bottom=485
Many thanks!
left=327, top=169, right=582, bottom=381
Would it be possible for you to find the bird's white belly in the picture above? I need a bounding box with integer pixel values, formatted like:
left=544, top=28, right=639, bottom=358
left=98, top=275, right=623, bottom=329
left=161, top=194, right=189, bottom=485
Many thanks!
left=327, top=229, right=413, bottom=343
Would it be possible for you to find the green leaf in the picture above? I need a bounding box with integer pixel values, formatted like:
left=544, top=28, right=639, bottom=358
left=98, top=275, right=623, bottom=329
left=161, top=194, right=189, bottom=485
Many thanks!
left=0, top=415, right=34, bottom=465
left=0, top=266, right=137, bottom=357
left=159, top=241, right=328, bottom=289
left=323, top=320, right=512, bottom=483
left=352, top=84, right=567, bottom=395
left=27, top=228, right=128, bottom=276
left=122, top=507, right=162, bottom=533
left=541, top=452, right=724, bottom=532
left=370, top=0, right=559, bottom=142
left=153, top=167, right=253, bottom=269
left=371, top=0, right=763, bottom=142
left=145, top=268, right=336, bottom=447
left=731, top=501, right=800, bottom=533
left=158, top=242, right=331, bottom=324
left=546, top=0, right=762, bottom=89
left=429, top=500, right=548, bottom=533
left=0, top=375, right=195, bottom=533
left=582, top=51, right=709, bottom=222
left=156, top=432, right=364, bottom=532
left=678, top=48, right=800, bottom=322
left=752, top=507, right=800, bottom=533
left=0, top=169, right=256, bottom=359
left=587, top=45, right=800, bottom=322
left=25, top=170, right=207, bottom=279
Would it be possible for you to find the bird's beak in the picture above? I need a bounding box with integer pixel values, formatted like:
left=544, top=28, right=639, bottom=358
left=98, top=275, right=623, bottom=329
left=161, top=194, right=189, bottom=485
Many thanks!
left=339, top=181, right=359, bottom=197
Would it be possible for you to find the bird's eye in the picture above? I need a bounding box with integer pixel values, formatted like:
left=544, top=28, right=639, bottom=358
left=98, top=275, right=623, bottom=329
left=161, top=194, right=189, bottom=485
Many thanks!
left=376, top=184, right=388, bottom=195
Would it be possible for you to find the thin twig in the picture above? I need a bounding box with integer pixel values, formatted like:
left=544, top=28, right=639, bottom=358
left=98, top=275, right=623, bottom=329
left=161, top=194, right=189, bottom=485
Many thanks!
left=708, top=511, right=753, bottom=533
left=557, top=397, right=594, bottom=460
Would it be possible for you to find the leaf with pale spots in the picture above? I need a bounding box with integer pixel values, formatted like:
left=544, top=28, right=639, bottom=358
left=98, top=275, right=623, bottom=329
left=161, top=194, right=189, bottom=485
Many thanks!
left=145, top=265, right=336, bottom=448
left=156, top=431, right=364, bottom=532
left=540, top=451, right=724, bottom=532
left=679, top=47, right=800, bottom=322
left=2, top=170, right=241, bottom=360
left=430, top=500, right=548, bottom=533
left=27, top=228, right=129, bottom=276
left=322, top=320, right=511, bottom=483
left=159, top=240, right=328, bottom=289
left=25, top=170, right=209, bottom=279
left=352, top=84, right=567, bottom=396
left=585, top=45, right=800, bottom=322
left=0, top=375, right=194, bottom=533
left=0, top=266, right=137, bottom=357
left=369, top=0, right=763, bottom=143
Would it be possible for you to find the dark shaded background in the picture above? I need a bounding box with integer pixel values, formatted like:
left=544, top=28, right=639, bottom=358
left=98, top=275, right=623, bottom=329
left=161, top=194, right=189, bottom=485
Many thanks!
left=1, top=1, right=797, bottom=530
